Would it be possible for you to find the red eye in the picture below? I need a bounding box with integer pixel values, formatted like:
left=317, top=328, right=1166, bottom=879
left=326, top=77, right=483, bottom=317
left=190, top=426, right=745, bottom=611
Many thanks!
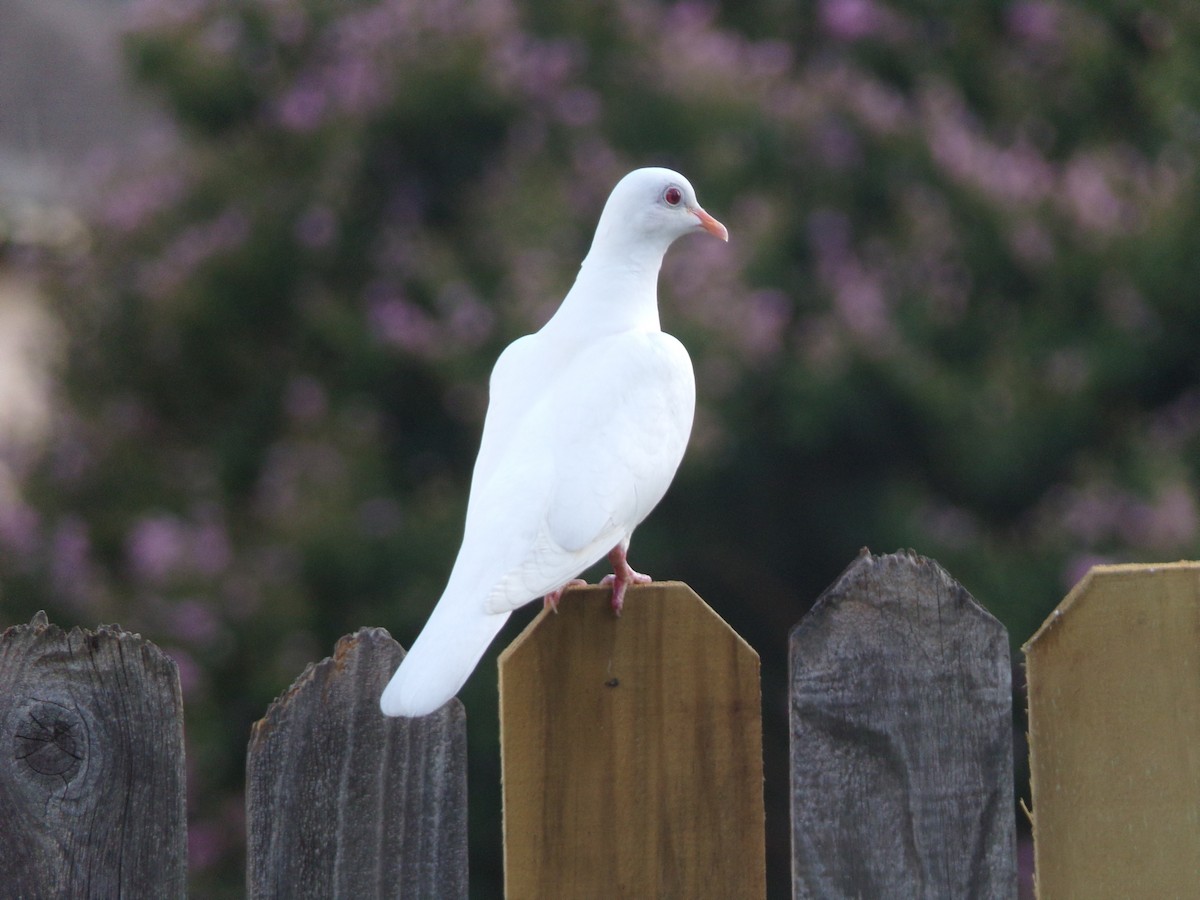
left=664, top=186, right=683, bottom=206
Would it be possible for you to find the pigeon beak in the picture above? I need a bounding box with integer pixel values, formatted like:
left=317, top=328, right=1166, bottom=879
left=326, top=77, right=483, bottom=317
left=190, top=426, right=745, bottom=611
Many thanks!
left=691, top=206, right=729, bottom=242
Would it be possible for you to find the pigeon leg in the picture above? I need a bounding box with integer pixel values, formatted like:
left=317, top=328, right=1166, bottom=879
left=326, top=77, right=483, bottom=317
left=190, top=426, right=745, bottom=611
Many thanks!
left=543, top=579, right=588, bottom=612
left=599, top=544, right=651, bottom=615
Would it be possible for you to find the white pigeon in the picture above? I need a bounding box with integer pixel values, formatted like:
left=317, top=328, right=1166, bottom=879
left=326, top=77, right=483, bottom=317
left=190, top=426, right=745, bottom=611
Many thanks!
left=380, top=167, right=728, bottom=717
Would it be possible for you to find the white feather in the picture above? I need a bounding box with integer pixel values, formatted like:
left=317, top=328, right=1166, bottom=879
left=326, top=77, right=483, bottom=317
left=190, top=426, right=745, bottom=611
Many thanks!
left=380, top=168, right=725, bottom=716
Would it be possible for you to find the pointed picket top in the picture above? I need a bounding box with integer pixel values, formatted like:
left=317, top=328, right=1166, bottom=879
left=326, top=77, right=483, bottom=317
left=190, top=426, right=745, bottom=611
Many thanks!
left=499, top=581, right=766, bottom=899
left=1023, top=559, right=1200, bottom=650
left=1025, top=561, right=1200, bottom=900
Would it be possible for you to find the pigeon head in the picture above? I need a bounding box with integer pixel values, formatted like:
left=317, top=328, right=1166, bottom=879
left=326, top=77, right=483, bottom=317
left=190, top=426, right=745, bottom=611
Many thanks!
left=588, top=167, right=728, bottom=261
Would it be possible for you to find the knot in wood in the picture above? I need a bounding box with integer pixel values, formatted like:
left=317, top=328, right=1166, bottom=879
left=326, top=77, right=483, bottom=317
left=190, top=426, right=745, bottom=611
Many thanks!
left=13, top=700, right=85, bottom=781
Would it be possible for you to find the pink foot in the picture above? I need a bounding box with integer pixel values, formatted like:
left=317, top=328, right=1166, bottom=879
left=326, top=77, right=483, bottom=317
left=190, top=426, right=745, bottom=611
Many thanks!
left=600, top=545, right=651, bottom=616
left=543, top=579, right=587, bottom=612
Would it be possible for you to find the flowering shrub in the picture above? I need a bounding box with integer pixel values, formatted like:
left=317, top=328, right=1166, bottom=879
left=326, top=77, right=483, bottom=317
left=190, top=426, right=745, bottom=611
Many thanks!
left=5, top=0, right=1200, bottom=891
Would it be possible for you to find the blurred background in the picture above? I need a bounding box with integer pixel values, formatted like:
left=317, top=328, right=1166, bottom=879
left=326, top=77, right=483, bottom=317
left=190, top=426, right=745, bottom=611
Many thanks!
left=3, top=0, right=1200, bottom=895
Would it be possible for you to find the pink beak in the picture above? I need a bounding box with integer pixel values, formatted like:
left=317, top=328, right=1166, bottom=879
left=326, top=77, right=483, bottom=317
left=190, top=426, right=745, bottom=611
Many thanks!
left=691, top=206, right=729, bottom=242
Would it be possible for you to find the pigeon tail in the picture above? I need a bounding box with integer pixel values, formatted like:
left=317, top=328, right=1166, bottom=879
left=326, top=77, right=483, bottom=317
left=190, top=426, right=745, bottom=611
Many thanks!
left=380, top=599, right=512, bottom=717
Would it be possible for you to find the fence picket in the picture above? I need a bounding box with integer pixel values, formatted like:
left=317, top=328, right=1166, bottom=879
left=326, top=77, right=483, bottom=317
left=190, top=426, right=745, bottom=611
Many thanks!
left=1025, top=562, right=1200, bottom=899
left=0, top=611, right=187, bottom=897
left=245, top=626, right=468, bottom=899
left=498, top=582, right=766, bottom=898
left=789, top=549, right=1016, bottom=898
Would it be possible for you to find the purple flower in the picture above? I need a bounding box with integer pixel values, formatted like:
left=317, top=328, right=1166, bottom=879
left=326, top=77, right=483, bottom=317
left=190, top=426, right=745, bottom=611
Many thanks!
left=270, top=7, right=308, bottom=46
left=812, top=120, right=864, bottom=170
left=169, top=599, right=221, bottom=644
left=100, top=171, right=188, bottom=233
left=368, top=295, right=438, bottom=355
left=1063, top=156, right=1123, bottom=233
left=50, top=516, right=99, bottom=606
left=200, top=16, right=241, bottom=56
left=138, top=208, right=252, bottom=298
left=820, top=0, right=889, bottom=41
left=127, top=514, right=186, bottom=583
left=277, top=83, right=328, bottom=132
left=328, top=57, right=384, bottom=115
left=191, top=520, right=232, bottom=576
left=165, top=645, right=206, bottom=698
left=831, top=264, right=890, bottom=343
left=294, top=206, right=338, bottom=250
left=1006, top=1, right=1062, bottom=43
left=188, top=819, right=227, bottom=873
left=1063, top=553, right=1111, bottom=589
left=284, top=374, right=329, bottom=423
left=737, top=290, right=792, bottom=359
left=0, top=488, right=40, bottom=559
left=1123, top=485, right=1198, bottom=550
left=439, top=283, right=496, bottom=347
left=555, top=88, right=601, bottom=128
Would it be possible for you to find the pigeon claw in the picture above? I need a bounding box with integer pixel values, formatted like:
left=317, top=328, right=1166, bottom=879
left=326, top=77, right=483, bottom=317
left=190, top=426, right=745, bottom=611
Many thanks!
left=602, top=546, right=651, bottom=616
left=543, top=579, right=587, bottom=613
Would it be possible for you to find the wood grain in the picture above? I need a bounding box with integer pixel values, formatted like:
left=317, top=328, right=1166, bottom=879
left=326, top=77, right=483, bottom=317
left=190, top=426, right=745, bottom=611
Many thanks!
left=1025, top=562, right=1200, bottom=899
left=0, top=610, right=187, bottom=898
left=499, top=581, right=765, bottom=899
left=246, top=626, right=468, bottom=899
left=789, top=549, right=1015, bottom=899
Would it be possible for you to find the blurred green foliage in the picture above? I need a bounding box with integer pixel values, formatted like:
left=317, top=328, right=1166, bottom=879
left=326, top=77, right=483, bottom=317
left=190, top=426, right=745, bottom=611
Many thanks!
left=4, top=0, right=1200, bottom=893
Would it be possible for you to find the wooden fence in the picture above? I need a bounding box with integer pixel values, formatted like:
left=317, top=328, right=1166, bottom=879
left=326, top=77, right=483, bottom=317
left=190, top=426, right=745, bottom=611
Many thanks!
left=1, top=549, right=1197, bottom=897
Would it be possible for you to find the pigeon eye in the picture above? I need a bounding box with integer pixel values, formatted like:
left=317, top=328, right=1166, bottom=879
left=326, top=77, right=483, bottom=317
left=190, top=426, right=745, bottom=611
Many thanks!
left=664, top=187, right=683, bottom=206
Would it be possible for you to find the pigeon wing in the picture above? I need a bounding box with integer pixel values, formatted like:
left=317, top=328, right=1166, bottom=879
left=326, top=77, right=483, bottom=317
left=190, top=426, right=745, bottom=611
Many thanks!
left=484, top=328, right=696, bottom=612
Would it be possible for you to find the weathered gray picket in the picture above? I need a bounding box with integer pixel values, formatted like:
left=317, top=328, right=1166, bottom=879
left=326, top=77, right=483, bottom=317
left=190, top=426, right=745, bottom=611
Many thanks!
left=789, top=549, right=1017, bottom=899
left=246, top=626, right=468, bottom=899
left=0, top=611, right=187, bottom=898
